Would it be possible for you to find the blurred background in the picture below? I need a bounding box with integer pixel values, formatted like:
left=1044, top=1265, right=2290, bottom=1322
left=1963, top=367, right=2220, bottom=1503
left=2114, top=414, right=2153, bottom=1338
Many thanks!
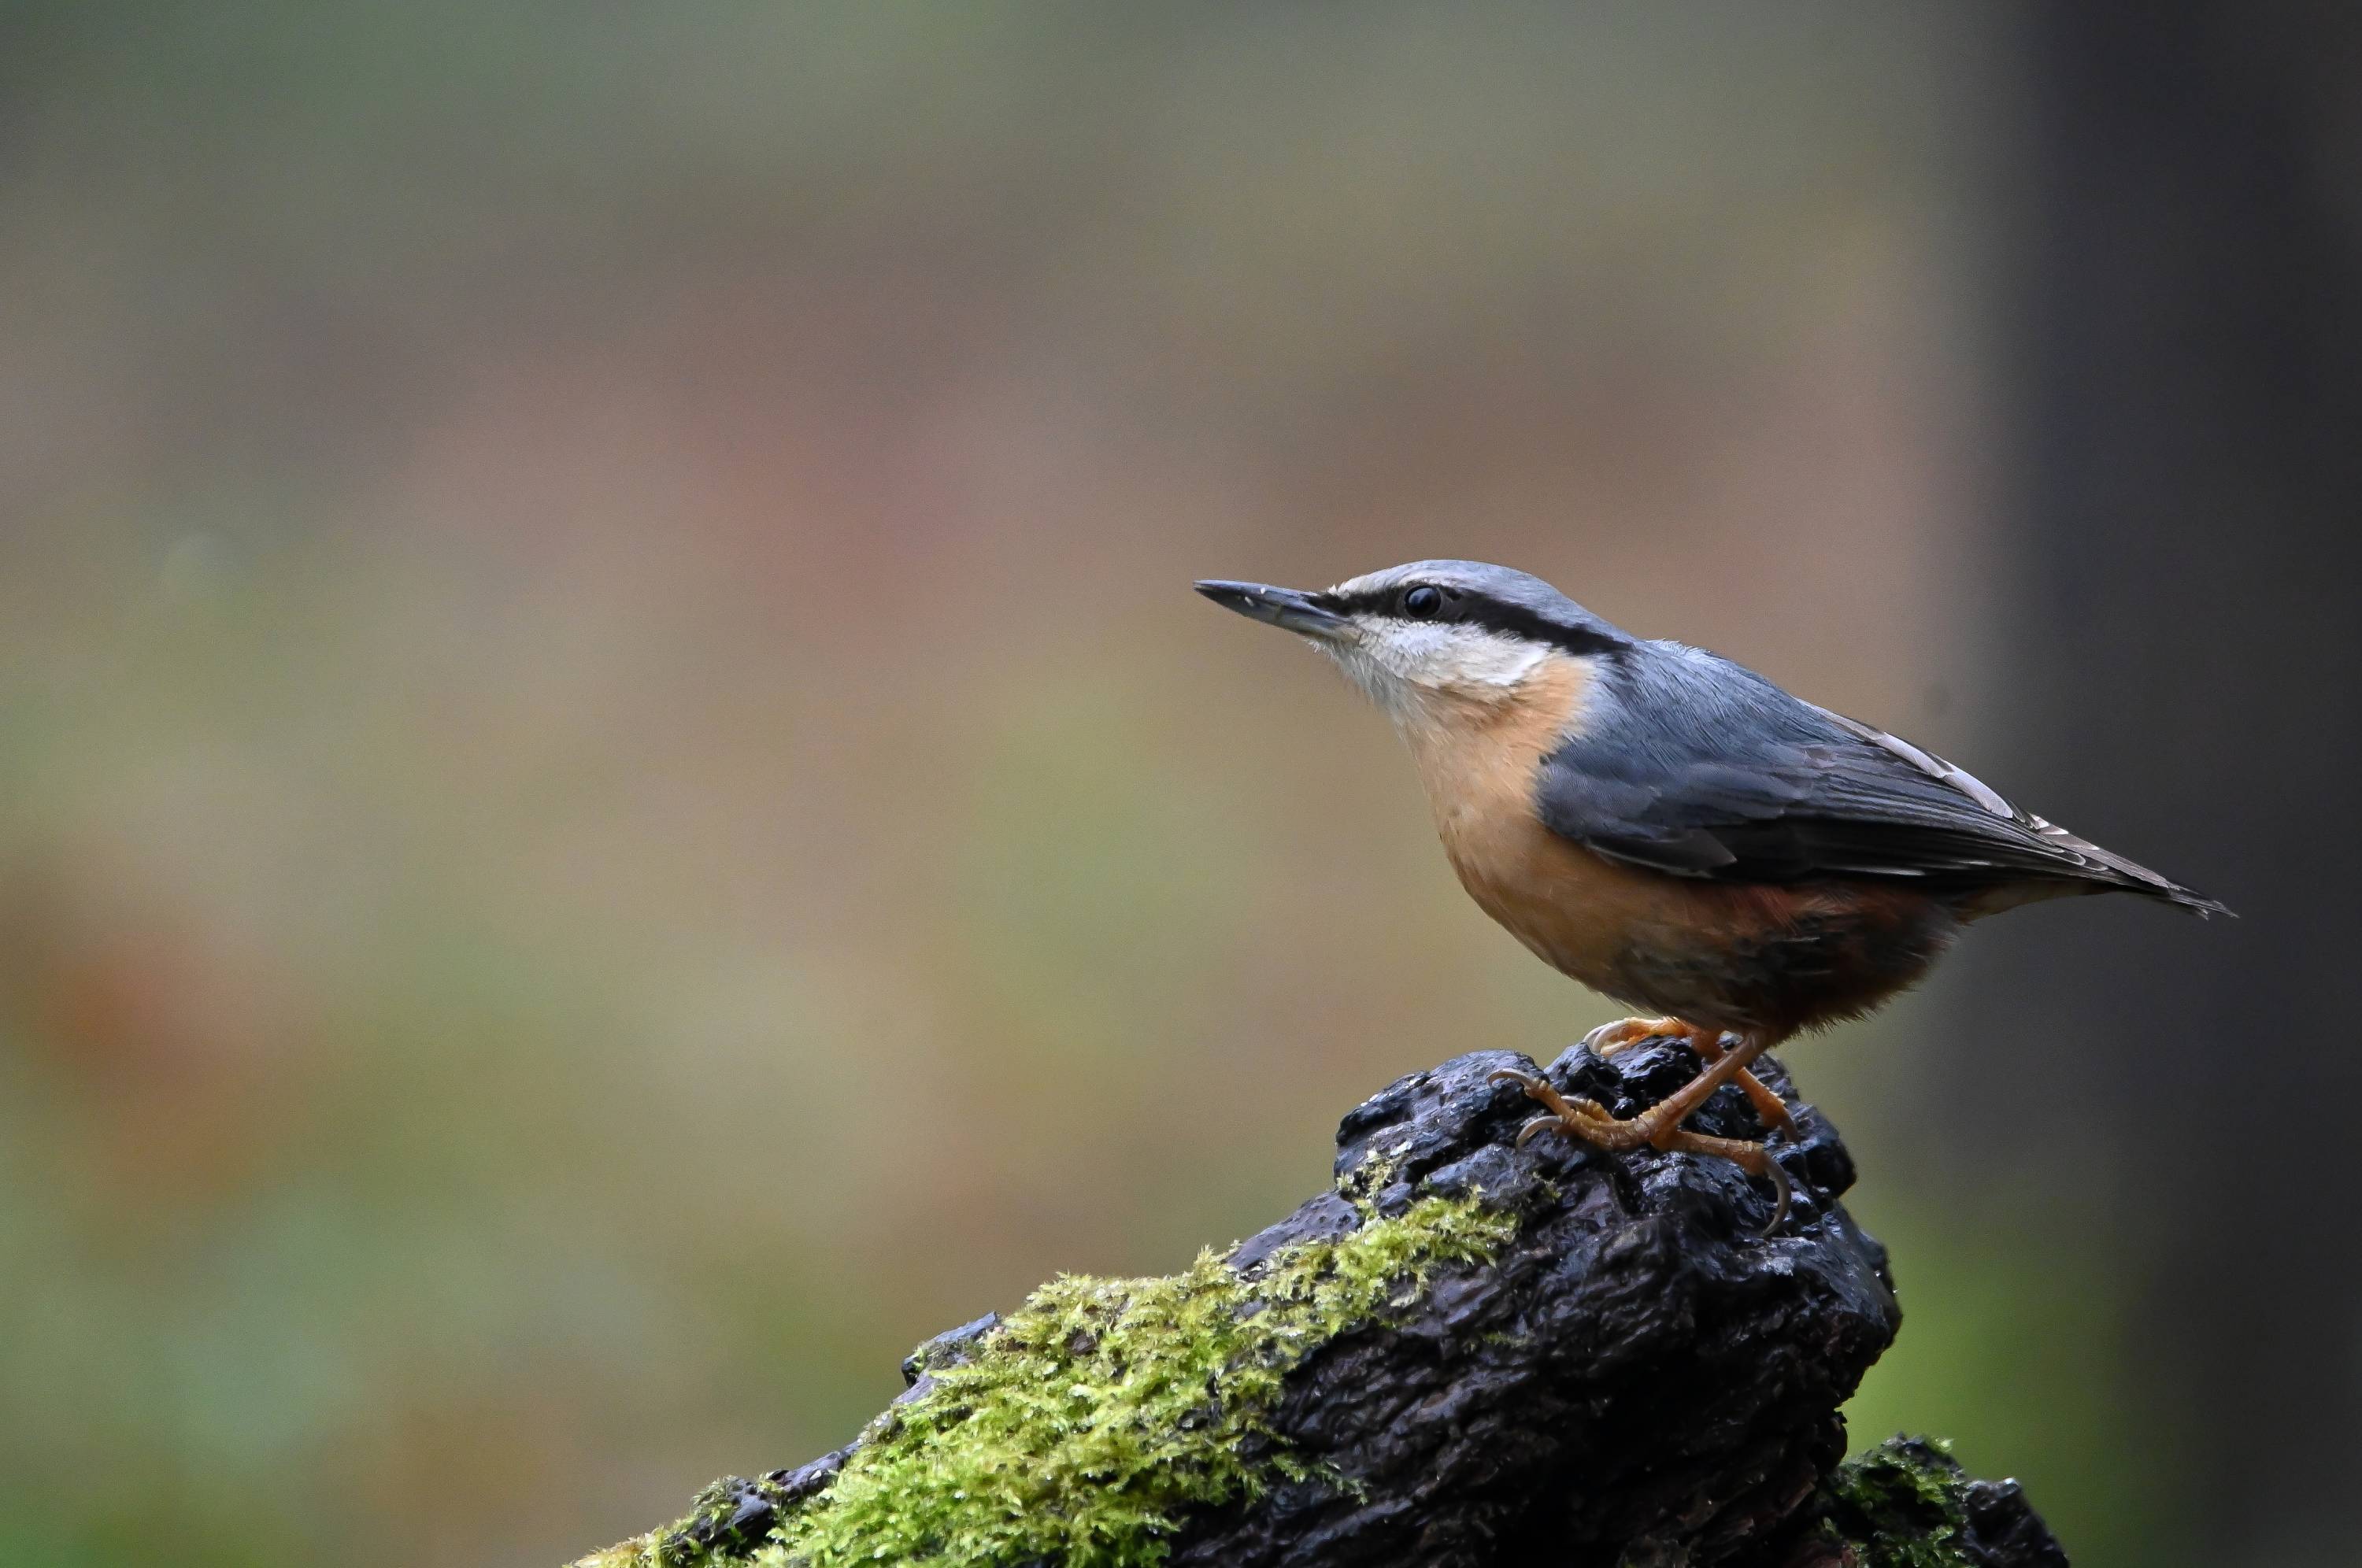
left=2, top=5, right=2353, bottom=1566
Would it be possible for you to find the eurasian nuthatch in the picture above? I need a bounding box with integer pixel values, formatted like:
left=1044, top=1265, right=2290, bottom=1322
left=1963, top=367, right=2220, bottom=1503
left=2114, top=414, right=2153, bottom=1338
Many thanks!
left=1198, top=560, right=2227, bottom=1228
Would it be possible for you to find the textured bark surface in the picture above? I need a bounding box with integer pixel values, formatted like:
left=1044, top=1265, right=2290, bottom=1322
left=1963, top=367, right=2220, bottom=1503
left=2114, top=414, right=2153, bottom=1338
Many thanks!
left=1167, top=1045, right=1891, bottom=1566
left=591, top=1042, right=2072, bottom=1567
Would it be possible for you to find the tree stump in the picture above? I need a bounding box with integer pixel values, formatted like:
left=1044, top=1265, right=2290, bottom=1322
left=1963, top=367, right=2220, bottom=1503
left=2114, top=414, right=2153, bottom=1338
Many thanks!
left=572, top=1041, right=2070, bottom=1567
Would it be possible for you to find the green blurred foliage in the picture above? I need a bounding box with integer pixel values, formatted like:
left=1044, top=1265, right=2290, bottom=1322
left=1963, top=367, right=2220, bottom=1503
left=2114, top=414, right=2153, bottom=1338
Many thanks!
left=0, top=5, right=2197, bottom=1566
left=1841, top=1185, right=2178, bottom=1568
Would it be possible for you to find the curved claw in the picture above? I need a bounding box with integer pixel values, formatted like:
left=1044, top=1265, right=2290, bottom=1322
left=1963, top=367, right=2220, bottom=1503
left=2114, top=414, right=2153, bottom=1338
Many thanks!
left=1581, top=1016, right=1681, bottom=1060
left=1755, top=1156, right=1794, bottom=1237
left=1515, top=1114, right=1568, bottom=1148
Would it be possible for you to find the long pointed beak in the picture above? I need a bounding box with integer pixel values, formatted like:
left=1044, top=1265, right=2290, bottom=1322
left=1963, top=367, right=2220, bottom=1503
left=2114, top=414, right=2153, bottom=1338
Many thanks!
left=1194, top=579, right=1348, bottom=639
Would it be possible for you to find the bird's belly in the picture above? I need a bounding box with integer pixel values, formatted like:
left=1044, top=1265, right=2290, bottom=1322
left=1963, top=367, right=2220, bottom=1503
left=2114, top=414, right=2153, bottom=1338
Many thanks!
left=1438, top=812, right=1670, bottom=990
left=1435, top=808, right=1957, bottom=1037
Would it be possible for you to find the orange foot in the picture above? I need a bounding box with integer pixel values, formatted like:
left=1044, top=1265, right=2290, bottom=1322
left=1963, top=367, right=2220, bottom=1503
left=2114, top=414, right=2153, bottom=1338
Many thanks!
left=1494, top=1031, right=1794, bottom=1233
left=1580, top=1015, right=1798, bottom=1139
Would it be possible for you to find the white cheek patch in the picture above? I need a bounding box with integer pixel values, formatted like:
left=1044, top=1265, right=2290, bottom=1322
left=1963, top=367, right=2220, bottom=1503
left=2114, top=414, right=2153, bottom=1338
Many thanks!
left=1320, top=619, right=1553, bottom=711
left=1380, top=621, right=1552, bottom=687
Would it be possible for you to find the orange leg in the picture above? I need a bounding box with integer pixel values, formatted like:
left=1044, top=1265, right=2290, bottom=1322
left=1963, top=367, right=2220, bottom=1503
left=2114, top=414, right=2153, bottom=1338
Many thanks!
left=1581, top=1016, right=1797, bottom=1138
left=1492, top=1034, right=1794, bottom=1233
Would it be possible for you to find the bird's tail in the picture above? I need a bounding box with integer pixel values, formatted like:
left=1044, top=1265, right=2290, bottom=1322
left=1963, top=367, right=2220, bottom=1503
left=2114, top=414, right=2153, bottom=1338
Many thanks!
left=2023, top=812, right=2234, bottom=918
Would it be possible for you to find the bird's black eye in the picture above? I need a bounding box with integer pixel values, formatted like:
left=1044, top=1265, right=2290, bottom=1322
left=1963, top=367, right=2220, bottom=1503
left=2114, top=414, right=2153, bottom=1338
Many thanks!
left=1401, top=585, right=1444, bottom=619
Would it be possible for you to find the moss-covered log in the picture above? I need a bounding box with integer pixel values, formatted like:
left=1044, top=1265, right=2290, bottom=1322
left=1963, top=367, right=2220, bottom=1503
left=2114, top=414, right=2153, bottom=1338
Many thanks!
left=571, top=1043, right=2070, bottom=1567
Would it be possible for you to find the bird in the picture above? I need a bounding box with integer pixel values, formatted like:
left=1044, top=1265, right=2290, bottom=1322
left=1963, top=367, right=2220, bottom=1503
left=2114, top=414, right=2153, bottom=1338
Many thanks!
left=1196, top=560, right=2227, bottom=1229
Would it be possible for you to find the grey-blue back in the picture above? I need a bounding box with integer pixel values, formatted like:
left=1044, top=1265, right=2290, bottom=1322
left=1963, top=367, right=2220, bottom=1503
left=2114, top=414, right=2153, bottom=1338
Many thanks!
left=1535, top=637, right=2218, bottom=909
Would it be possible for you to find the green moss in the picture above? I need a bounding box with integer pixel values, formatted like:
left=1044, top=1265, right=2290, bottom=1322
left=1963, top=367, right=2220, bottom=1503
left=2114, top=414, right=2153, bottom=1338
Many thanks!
left=1805, top=1437, right=1988, bottom=1568
left=572, top=1542, right=661, bottom=1568
left=566, top=1204, right=2048, bottom=1568
left=576, top=1187, right=1514, bottom=1568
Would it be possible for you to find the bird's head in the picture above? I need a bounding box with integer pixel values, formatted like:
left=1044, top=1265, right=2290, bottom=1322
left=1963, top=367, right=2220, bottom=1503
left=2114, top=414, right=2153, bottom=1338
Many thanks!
left=1195, top=560, right=1631, bottom=724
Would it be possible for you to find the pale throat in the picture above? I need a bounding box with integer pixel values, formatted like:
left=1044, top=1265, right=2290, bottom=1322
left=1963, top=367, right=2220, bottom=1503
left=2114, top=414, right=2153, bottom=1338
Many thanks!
left=1375, top=644, right=1598, bottom=801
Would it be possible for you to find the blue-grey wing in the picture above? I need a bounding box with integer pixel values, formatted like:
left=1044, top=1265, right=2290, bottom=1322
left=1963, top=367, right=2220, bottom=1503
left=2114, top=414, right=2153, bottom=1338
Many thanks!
left=1535, top=645, right=2223, bottom=911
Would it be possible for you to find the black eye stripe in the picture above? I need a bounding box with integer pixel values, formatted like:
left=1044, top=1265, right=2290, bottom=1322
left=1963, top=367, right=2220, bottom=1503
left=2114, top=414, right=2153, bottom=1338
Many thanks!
left=1314, top=585, right=1629, bottom=659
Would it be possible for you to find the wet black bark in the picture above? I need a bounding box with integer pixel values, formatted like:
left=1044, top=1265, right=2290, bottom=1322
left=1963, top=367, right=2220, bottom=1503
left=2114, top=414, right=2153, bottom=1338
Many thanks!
left=1167, top=1045, right=1889, bottom=1567
left=660, top=1045, right=2070, bottom=1567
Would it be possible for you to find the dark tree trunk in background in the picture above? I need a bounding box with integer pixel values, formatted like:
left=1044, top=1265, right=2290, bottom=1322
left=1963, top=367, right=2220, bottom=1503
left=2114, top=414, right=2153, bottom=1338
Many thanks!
left=1952, top=6, right=2362, bottom=1562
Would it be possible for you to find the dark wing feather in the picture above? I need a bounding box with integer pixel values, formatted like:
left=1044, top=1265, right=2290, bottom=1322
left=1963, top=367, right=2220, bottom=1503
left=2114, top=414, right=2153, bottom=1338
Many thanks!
left=1536, top=645, right=2230, bottom=915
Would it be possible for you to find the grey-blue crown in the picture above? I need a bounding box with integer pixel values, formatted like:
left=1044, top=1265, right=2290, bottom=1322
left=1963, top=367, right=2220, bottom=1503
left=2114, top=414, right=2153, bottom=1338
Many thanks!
left=1319, top=560, right=1632, bottom=657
